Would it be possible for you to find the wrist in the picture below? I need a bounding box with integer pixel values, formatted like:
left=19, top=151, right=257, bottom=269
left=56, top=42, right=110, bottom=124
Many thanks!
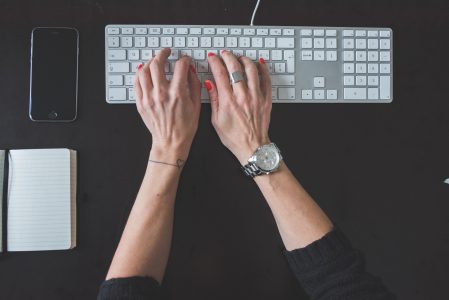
left=149, top=144, right=189, bottom=169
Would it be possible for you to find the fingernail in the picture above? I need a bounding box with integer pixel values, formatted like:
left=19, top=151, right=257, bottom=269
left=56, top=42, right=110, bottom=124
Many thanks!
left=204, top=80, right=212, bottom=91
left=259, top=57, right=266, bottom=64
left=189, top=64, right=196, bottom=73
left=137, top=63, right=143, bottom=70
left=220, top=49, right=226, bottom=55
left=208, top=52, right=215, bottom=57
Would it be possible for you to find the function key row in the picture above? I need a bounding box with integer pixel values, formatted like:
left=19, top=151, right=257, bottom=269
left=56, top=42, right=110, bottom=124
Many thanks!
left=107, top=27, right=295, bottom=36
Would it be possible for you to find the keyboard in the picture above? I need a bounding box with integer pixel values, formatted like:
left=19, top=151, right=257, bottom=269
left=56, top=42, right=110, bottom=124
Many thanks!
left=105, top=25, right=393, bottom=104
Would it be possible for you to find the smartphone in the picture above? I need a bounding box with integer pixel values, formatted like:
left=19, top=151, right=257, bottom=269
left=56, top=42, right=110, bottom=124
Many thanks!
left=29, top=27, right=79, bottom=122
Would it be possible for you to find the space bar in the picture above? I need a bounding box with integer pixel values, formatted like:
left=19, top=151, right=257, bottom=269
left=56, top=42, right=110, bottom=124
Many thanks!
left=271, top=75, right=295, bottom=86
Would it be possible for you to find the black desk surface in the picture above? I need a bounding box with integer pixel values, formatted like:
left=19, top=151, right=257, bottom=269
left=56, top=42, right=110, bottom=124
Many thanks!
left=1, top=0, right=448, bottom=299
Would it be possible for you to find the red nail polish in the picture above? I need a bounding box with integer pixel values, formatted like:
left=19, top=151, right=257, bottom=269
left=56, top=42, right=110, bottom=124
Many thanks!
left=204, top=80, right=212, bottom=91
left=189, top=64, right=196, bottom=73
left=259, top=57, right=266, bottom=64
left=208, top=52, right=215, bottom=57
left=137, top=63, right=143, bottom=70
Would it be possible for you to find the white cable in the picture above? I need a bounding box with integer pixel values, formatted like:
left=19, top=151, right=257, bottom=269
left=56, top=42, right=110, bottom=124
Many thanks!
left=250, top=0, right=261, bottom=26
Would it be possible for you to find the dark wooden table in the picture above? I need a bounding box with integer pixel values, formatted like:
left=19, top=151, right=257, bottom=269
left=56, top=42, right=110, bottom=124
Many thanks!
left=1, top=0, right=448, bottom=299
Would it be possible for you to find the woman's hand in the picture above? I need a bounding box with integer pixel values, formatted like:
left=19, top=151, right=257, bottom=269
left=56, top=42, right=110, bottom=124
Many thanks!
left=134, top=48, right=201, bottom=164
left=206, top=51, right=272, bottom=165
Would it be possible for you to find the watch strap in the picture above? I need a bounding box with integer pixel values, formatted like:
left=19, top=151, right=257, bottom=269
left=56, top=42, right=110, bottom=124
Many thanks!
left=241, top=163, right=263, bottom=178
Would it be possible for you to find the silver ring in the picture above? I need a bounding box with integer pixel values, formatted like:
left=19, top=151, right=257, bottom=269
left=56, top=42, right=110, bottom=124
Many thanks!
left=230, top=71, right=245, bottom=84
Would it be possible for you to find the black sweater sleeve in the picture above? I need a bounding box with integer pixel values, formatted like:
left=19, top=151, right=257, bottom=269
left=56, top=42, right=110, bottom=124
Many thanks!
left=284, top=228, right=395, bottom=300
left=97, top=276, right=162, bottom=300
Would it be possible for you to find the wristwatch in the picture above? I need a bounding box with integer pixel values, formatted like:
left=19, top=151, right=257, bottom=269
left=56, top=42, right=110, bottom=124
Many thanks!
left=241, top=143, right=283, bottom=177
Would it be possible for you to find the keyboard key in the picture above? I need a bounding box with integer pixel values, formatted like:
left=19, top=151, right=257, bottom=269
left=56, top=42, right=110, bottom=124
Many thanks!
left=232, top=49, right=244, bottom=57
left=272, top=50, right=283, bottom=60
left=343, top=51, right=354, bottom=61
left=134, top=37, right=146, bottom=47
left=275, top=63, right=286, bottom=73
left=244, top=28, right=256, bottom=35
left=200, top=37, right=212, bottom=47
left=122, top=28, right=133, bottom=34
left=148, top=37, right=159, bottom=47
left=368, top=88, right=379, bottom=99
left=326, top=38, right=337, bottom=48
left=109, top=88, right=127, bottom=100
left=108, top=37, right=119, bottom=47
left=271, top=75, right=295, bottom=86
left=277, top=38, right=294, bottom=48
left=356, top=76, right=367, bottom=86
left=136, top=28, right=147, bottom=34
left=326, top=30, right=337, bottom=36
left=176, top=28, right=188, bottom=34
left=380, top=39, right=391, bottom=49
left=108, top=62, right=129, bottom=73
left=380, top=51, right=391, bottom=61
left=270, top=29, right=282, bottom=35
left=379, top=76, right=391, bottom=99
left=380, top=64, right=390, bottom=73
left=149, top=28, right=161, bottom=34
left=343, top=30, right=354, bottom=37
left=344, top=88, right=366, bottom=99
left=174, top=37, right=186, bottom=47
left=368, top=51, right=379, bottom=61
left=121, top=37, right=133, bottom=47
left=314, top=38, right=325, bottom=49
left=217, top=28, right=229, bottom=34
left=314, top=51, right=325, bottom=61
left=326, top=51, right=337, bottom=61
left=356, top=39, right=367, bottom=49
left=279, top=87, right=296, bottom=100
left=108, top=75, right=123, bottom=86
left=301, top=38, right=313, bottom=48
left=226, top=37, right=238, bottom=47
left=257, top=29, right=269, bottom=35
left=163, top=28, right=175, bottom=34
left=380, top=30, right=391, bottom=37
left=108, top=50, right=126, bottom=60
left=252, top=37, right=263, bottom=47
left=283, top=29, right=295, bottom=35
left=368, top=39, right=379, bottom=49
left=314, top=90, right=325, bottom=99
left=141, top=49, right=152, bottom=60
left=271, top=87, right=278, bottom=100
left=193, top=50, right=205, bottom=60
left=128, top=50, right=139, bottom=60
left=230, top=28, right=242, bottom=35
left=313, top=29, right=325, bottom=36
left=300, top=29, right=312, bottom=36
left=368, top=76, right=378, bottom=85
left=239, top=37, right=251, bottom=47
left=355, top=30, right=367, bottom=37
left=344, top=76, right=354, bottom=85
left=204, top=28, right=215, bottom=34
left=161, top=36, right=172, bottom=47
left=190, top=28, right=201, bottom=35
left=197, top=60, right=209, bottom=72
left=284, top=50, right=295, bottom=72
left=368, top=64, right=378, bottom=73
left=213, top=37, right=225, bottom=47
left=246, top=50, right=257, bottom=60
left=301, top=50, right=313, bottom=61
left=125, top=75, right=135, bottom=86
left=265, top=38, right=276, bottom=48
left=356, top=63, right=366, bottom=73
left=128, top=88, right=135, bottom=101
left=314, top=77, right=325, bottom=88
left=180, top=49, right=192, bottom=57
left=343, top=39, right=354, bottom=49
left=356, top=51, right=367, bottom=61
left=107, top=27, right=119, bottom=34
left=327, top=90, right=338, bottom=99
left=343, top=63, right=354, bottom=73
left=187, top=37, right=199, bottom=47
left=368, top=31, right=378, bottom=37
left=168, top=50, right=179, bottom=60
left=259, top=50, right=270, bottom=60
left=301, top=89, right=313, bottom=99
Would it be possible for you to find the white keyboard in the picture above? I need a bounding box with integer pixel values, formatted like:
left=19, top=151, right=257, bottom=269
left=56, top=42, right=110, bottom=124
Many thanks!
left=105, top=25, right=393, bottom=104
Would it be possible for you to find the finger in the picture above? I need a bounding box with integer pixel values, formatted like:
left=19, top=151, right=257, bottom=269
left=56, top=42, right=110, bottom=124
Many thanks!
left=207, top=52, right=234, bottom=103
left=239, top=56, right=260, bottom=99
left=257, top=58, right=272, bottom=101
left=205, top=80, right=219, bottom=122
left=137, top=62, right=153, bottom=100
left=149, top=48, right=171, bottom=87
left=171, top=55, right=192, bottom=88
left=220, top=50, right=247, bottom=99
left=187, top=64, right=201, bottom=107
left=134, top=65, right=144, bottom=112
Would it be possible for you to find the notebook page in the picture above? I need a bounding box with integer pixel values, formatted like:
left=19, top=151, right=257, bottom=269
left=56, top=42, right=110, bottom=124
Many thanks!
left=0, top=150, right=4, bottom=252
left=7, top=149, right=72, bottom=251
left=70, top=150, right=77, bottom=248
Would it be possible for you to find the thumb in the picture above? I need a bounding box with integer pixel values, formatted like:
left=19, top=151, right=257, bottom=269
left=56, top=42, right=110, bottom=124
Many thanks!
left=205, top=80, right=219, bottom=120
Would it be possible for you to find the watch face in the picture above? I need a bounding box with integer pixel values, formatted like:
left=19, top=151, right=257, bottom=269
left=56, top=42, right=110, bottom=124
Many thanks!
left=255, top=145, right=280, bottom=171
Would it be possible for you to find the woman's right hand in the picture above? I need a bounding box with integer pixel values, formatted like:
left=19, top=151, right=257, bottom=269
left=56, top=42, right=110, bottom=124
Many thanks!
left=206, top=51, right=273, bottom=165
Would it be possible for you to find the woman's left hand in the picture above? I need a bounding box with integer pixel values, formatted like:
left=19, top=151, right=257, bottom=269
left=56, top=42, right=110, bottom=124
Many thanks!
left=134, top=48, right=201, bottom=162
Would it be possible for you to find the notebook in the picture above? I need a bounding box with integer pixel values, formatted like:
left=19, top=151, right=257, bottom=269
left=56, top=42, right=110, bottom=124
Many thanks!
left=0, top=148, right=76, bottom=252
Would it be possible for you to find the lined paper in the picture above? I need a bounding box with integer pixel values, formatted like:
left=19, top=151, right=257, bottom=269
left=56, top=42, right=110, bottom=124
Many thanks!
left=0, top=150, right=4, bottom=252
left=7, top=149, right=75, bottom=251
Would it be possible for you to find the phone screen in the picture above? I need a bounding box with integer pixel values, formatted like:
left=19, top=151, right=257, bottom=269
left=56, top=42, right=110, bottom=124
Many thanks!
left=29, top=28, right=78, bottom=121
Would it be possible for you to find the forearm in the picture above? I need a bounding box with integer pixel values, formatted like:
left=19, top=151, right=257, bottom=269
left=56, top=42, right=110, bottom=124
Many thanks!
left=106, top=149, right=183, bottom=283
left=254, top=161, right=333, bottom=250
